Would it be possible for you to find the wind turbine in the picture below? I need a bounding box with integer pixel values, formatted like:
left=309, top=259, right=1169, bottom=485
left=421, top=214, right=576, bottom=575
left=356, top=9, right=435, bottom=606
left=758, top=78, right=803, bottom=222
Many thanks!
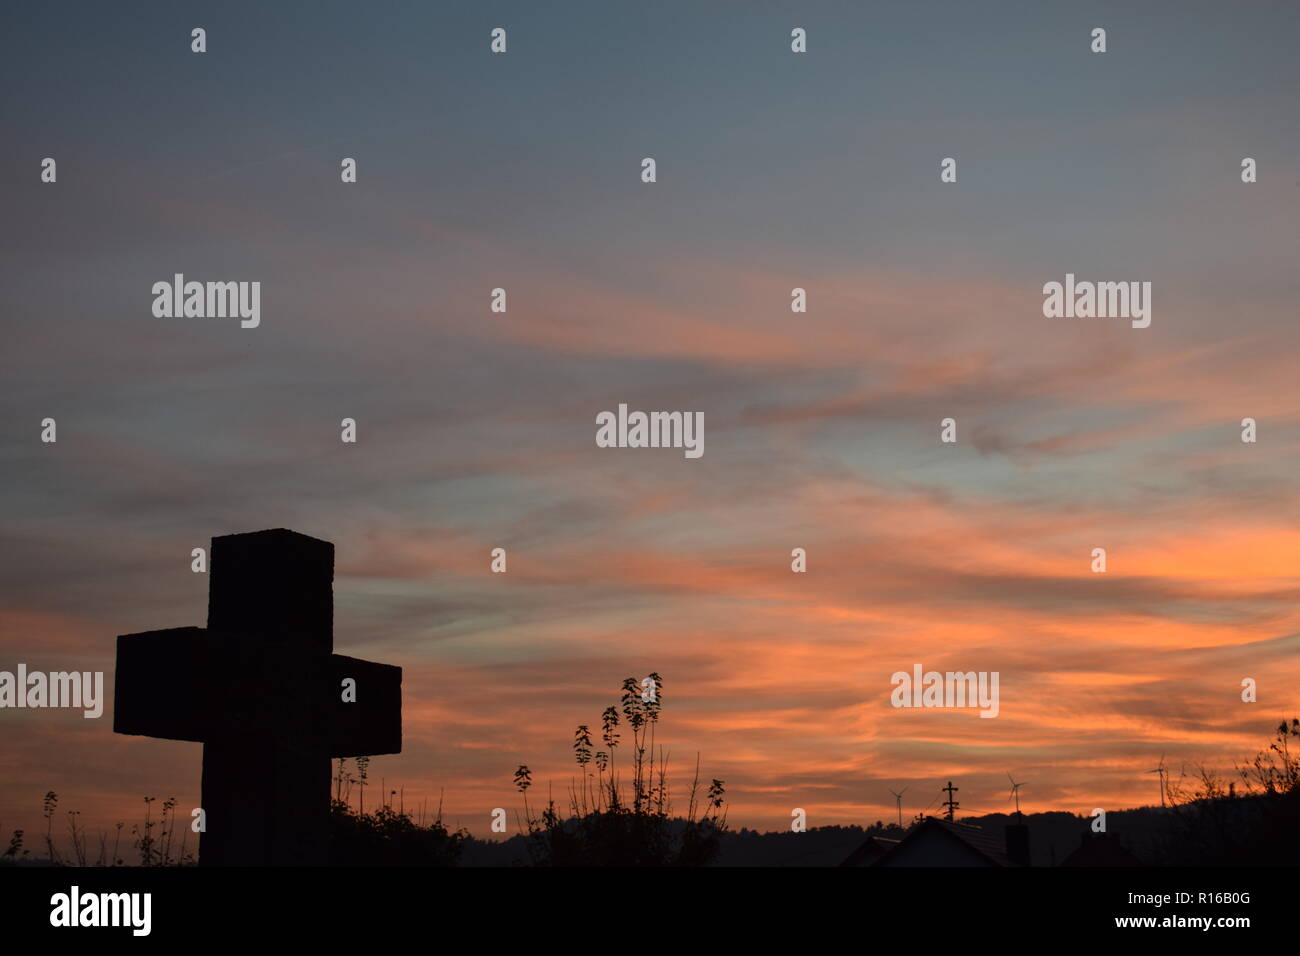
left=888, top=786, right=908, bottom=829
left=1145, top=755, right=1167, bottom=808
left=1006, top=772, right=1026, bottom=815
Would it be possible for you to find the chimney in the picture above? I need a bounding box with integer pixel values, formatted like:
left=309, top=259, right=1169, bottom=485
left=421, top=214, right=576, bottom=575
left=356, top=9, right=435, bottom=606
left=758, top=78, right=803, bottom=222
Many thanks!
left=1005, top=821, right=1031, bottom=866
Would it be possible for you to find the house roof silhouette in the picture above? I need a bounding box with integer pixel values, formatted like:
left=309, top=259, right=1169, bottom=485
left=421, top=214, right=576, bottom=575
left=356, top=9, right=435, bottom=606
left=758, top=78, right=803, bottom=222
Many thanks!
left=846, top=817, right=1018, bottom=867
left=1060, top=831, right=1143, bottom=867
left=838, top=835, right=900, bottom=867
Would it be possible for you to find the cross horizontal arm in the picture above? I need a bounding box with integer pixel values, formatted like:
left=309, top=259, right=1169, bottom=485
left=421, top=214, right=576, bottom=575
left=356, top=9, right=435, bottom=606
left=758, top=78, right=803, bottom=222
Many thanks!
left=114, top=628, right=401, bottom=755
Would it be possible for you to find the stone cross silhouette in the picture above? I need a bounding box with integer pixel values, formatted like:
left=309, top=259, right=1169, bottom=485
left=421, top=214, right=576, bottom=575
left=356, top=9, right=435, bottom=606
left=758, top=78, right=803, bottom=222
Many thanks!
left=113, top=529, right=401, bottom=865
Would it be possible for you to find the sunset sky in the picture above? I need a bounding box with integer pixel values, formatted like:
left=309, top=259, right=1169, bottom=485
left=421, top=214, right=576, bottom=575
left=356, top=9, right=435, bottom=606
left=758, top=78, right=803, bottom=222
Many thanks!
left=2, top=1, right=1299, bottom=841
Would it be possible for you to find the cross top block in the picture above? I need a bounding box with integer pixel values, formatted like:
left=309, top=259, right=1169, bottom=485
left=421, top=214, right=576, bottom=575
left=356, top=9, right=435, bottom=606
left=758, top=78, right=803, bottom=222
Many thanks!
left=208, top=528, right=334, bottom=654
left=115, top=527, right=400, bottom=753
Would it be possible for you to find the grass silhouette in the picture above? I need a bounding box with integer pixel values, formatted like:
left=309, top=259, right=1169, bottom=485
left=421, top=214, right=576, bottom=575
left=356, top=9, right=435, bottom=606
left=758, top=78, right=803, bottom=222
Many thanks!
left=4, top=715, right=1295, bottom=866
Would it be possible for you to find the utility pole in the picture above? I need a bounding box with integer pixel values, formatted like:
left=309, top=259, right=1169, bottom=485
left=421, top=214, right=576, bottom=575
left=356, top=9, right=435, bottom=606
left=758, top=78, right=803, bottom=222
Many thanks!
left=941, top=780, right=960, bottom=821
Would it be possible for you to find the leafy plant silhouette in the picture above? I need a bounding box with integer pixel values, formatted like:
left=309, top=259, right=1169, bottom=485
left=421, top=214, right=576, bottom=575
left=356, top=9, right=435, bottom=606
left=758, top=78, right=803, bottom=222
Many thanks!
left=512, top=673, right=728, bottom=865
